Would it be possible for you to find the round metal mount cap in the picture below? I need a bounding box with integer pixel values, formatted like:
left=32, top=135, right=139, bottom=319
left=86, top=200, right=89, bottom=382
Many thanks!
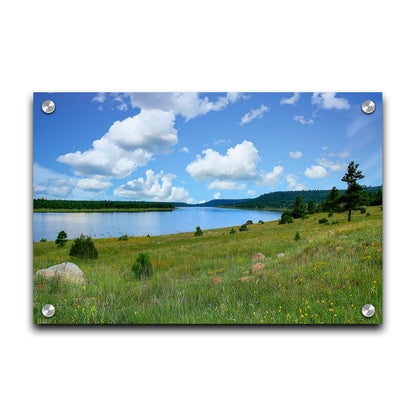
left=42, top=304, right=55, bottom=318
left=42, top=100, right=55, bottom=114
left=361, top=304, right=375, bottom=318
left=361, top=100, right=375, bottom=114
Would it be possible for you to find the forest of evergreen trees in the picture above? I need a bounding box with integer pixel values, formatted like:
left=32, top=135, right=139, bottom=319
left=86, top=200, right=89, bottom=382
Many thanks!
left=33, top=199, right=175, bottom=211
left=224, top=186, right=382, bottom=211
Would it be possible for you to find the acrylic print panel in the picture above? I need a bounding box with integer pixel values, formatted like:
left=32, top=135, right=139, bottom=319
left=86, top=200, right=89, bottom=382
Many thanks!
left=33, top=92, right=382, bottom=325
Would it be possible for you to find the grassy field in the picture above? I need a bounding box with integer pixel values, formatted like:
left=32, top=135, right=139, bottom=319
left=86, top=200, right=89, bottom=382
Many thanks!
left=33, top=206, right=382, bottom=325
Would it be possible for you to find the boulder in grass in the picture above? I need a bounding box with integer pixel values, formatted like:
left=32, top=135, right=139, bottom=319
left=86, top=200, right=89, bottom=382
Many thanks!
left=276, top=253, right=286, bottom=258
left=327, top=230, right=335, bottom=236
left=251, top=253, right=265, bottom=262
left=251, top=263, right=265, bottom=273
left=238, top=276, right=254, bottom=282
left=35, top=262, right=84, bottom=283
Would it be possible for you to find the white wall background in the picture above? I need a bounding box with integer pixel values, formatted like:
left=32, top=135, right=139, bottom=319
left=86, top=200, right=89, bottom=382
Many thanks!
left=1, top=1, right=414, bottom=415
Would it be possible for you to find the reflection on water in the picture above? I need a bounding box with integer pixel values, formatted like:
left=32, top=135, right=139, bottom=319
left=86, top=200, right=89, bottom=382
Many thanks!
left=33, top=207, right=282, bottom=242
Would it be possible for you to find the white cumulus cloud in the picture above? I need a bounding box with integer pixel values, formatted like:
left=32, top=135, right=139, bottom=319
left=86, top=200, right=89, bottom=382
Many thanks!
left=311, top=92, right=350, bottom=110
left=316, top=155, right=348, bottom=172
left=213, top=192, right=221, bottom=199
left=280, top=93, right=300, bottom=105
left=289, top=151, right=303, bottom=159
left=257, top=166, right=284, bottom=187
left=240, top=105, right=270, bottom=125
left=247, top=190, right=256, bottom=196
left=186, top=140, right=260, bottom=181
left=330, top=163, right=347, bottom=172
left=33, top=164, right=76, bottom=198
left=179, top=146, right=189, bottom=153
left=113, top=169, right=195, bottom=203
left=293, top=115, right=314, bottom=125
left=128, top=92, right=242, bottom=121
left=57, top=109, right=177, bottom=178
left=208, top=180, right=246, bottom=190
left=305, top=165, right=328, bottom=178
left=76, top=178, right=112, bottom=192
left=287, top=174, right=307, bottom=191
left=315, top=157, right=334, bottom=168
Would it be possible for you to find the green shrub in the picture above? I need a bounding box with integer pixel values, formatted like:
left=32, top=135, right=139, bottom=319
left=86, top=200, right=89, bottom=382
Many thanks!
left=331, top=220, right=339, bottom=224
left=366, top=212, right=370, bottom=216
left=40, top=238, right=47, bottom=243
left=294, top=231, right=300, bottom=241
left=258, top=220, right=264, bottom=224
left=194, top=226, right=203, bottom=236
left=279, top=211, right=293, bottom=225
left=360, top=207, right=367, bottom=214
left=229, top=228, right=237, bottom=234
left=118, top=234, right=128, bottom=241
left=132, top=253, right=153, bottom=279
left=319, top=218, right=328, bottom=224
left=55, top=230, right=68, bottom=248
left=328, top=211, right=334, bottom=217
left=245, top=220, right=253, bottom=225
left=239, top=224, right=248, bottom=232
left=69, top=234, right=98, bottom=259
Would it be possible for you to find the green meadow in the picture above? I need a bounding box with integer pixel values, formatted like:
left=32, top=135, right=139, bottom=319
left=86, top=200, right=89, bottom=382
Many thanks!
left=33, top=206, right=382, bottom=325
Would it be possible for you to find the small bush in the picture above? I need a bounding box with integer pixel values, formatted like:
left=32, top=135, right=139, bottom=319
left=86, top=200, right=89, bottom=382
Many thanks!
left=294, top=231, right=300, bottom=241
left=229, top=228, right=237, bottom=234
left=69, top=234, right=98, bottom=259
left=239, top=224, right=248, bottom=232
left=55, top=230, right=67, bottom=248
left=328, top=211, right=334, bottom=217
left=146, top=234, right=150, bottom=238
left=279, top=211, right=293, bottom=225
left=319, top=218, right=328, bottom=224
left=366, top=212, right=370, bottom=216
left=132, top=253, right=153, bottom=279
left=360, top=207, right=367, bottom=214
left=258, top=220, right=264, bottom=224
left=194, top=226, right=203, bottom=236
left=331, top=220, right=339, bottom=225
left=245, top=220, right=253, bottom=225
left=40, top=238, right=47, bottom=243
left=118, top=234, right=128, bottom=241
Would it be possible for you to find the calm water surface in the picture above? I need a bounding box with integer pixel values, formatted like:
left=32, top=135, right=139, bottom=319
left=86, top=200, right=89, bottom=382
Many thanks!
left=33, top=207, right=282, bottom=242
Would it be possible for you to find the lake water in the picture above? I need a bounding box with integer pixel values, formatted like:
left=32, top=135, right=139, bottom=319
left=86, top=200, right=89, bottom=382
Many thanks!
left=33, top=207, right=282, bottom=242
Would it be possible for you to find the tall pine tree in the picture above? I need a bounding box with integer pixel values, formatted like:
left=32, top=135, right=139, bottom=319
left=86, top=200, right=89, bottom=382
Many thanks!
left=292, top=195, right=306, bottom=218
left=340, top=161, right=365, bottom=221
left=307, top=200, right=316, bottom=214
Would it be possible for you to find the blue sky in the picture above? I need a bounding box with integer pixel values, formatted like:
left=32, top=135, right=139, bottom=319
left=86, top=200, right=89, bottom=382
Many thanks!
left=33, top=92, right=382, bottom=203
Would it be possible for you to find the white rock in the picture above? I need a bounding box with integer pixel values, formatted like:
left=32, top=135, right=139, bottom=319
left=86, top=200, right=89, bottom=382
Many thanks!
left=35, top=262, right=84, bottom=283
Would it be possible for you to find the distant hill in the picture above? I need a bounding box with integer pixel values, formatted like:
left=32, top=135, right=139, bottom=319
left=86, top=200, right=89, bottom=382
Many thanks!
left=201, top=198, right=250, bottom=207
left=218, top=186, right=382, bottom=210
left=172, top=198, right=249, bottom=208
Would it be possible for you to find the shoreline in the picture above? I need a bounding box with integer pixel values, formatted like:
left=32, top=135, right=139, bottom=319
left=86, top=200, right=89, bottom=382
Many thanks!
left=33, top=219, right=280, bottom=243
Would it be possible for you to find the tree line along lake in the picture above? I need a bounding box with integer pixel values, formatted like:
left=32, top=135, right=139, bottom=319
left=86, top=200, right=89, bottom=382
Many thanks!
left=33, top=207, right=282, bottom=242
